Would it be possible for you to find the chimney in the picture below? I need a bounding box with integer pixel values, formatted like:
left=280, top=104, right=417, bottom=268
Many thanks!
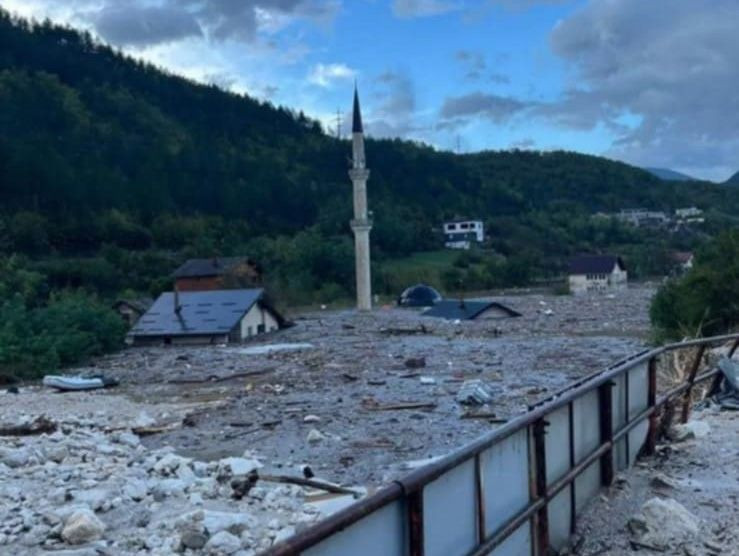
left=174, top=287, right=182, bottom=314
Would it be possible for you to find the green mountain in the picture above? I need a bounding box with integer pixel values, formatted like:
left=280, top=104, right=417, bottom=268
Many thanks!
left=644, top=167, right=698, bottom=182
left=725, top=171, right=739, bottom=186
left=0, top=9, right=737, bottom=303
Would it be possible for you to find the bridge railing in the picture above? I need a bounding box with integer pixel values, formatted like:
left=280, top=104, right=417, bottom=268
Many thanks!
left=265, top=333, right=739, bottom=556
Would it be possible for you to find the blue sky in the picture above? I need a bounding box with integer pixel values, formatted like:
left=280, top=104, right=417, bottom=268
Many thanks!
left=2, top=0, right=738, bottom=181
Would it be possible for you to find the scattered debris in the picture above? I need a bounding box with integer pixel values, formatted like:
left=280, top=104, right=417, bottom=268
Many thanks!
left=404, top=357, right=426, bottom=369
left=419, top=376, right=436, bottom=385
left=628, top=497, right=699, bottom=550
left=714, top=357, right=739, bottom=409
left=378, top=324, right=430, bottom=335
left=456, top=380, right=493, bottom=405
left=168, top=368, right=273, bottom=384
left=0, top=415, right=57, bottom=437
left=306, top=429, right=325, bottom=443
left=460, top=412, right=505, bottom=423
left=237, top=343, right=315, bottom=355
left=670, top=420, right=711, bottom=442
left=363, top=400, right=437, bottom=411
left=303, top=415, right=321, bottom=424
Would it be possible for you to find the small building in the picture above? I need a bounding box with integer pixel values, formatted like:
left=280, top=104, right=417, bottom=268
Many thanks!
left=423, top=299, right=521, bottom=320
left=128, top=289, right=286, bottom=346
left=113, top=298, right=153, bottom=327
left=443, top=220, right=484, bottom=249
left=615, top=209, right=668, bottom=228
left=173, top=257, right=262, bottom=292
left=397, top=284, right=443, bottom=307
left=568, top=255, right=627, bottom=294
left=674, top=207, right=704, bottom=224
left=670, top=251, right=694, bottom=274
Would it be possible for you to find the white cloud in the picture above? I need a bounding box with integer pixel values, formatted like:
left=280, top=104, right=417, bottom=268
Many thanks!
left=307, top=63, right=357, bottom=88
left=392, top=0, right=461, bottom=18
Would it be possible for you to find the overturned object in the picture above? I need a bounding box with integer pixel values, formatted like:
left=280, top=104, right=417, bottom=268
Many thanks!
left=456, top=380, right=493, bottom=405
left=397, top=284, right=443, bottom=307
left=43, top=374, right=119, bottom=391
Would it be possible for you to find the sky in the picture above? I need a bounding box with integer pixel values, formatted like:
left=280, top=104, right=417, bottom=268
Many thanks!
left=2, top=0, right=738, bottom=182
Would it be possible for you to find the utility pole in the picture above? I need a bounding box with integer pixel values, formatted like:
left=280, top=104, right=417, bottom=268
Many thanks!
left=335, top=108, right=343, bottom=139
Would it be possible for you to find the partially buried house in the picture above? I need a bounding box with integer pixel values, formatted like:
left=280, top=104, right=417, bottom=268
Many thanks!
left=568, top=255, right=627, bottom=294
left=173, top=257, right=262, bottom=292
left=128, top=288, right=286, bottom=346
left=423, top=299, right=521, bottom=320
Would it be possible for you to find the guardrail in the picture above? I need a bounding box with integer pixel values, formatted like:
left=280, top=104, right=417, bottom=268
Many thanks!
left=265, top=333, right=739, bottom=556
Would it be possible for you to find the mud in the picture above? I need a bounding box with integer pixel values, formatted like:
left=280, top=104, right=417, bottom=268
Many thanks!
left=69, top=285, right=655, bottom=487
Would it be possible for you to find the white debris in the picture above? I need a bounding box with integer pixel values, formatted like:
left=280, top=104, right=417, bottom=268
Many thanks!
left=671, top=420, right=711, bottom=441
left=629, top=497, right=699, bottom=549
left=419, top=376, right=437, bottom=385
left=456, top=380, right=493, bottom=405
left=303, top=415, right=321, bottom=423
left=306, top=429, right=325, bottom=443
left=217, top=457, right=262, bottom=478
left=237, top=343, right=314, bottom=355
left=205, top=530, right=241, bottom=554
left=61, top=509, right=106, bottom=545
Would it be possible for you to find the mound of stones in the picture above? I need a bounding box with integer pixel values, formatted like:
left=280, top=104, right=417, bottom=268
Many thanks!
left=0, top=419, right=320, bottom=554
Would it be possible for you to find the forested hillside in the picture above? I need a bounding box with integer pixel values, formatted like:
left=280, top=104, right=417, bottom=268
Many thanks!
left=1, top=10, right=738, bottom=376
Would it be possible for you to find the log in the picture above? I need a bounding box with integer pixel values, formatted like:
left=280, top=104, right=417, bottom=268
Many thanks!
left=0, top=416, right=57, bottom=436
left=167, top=368, right=273, bottom=385
left=258, top=473, right=362, bottom=498
left=367, top=402, right=437, bottom=411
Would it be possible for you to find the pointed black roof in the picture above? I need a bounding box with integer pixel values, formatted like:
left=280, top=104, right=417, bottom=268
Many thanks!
left=352, top=86, right=363, bottom=134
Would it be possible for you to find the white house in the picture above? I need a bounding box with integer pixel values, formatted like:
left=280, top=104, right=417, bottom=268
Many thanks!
left=128, top=289, right=286, bottom=346
left=443, top=220, right=484, bottom=249
left=568, top=255, right=628, bottom=295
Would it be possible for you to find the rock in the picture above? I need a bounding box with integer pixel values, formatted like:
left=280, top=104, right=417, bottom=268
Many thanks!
left=205, top=531, right=241, bottom=555
left=629, top=497, right=699, bottom=549
left=303, top=415, right=321, bottom=423
left=649, top=473, right=679, bottom=490
left=404, top=357, right=426, bottom=369
left=123, top=479, right=148, bottom=501
left=153, top=453, right=191, bottom=475
left=72, top=488, right=110, bottom=512
left=202, top=510, right=256, bottom=535
left=217, top=457, right=262, bottom=479
left=61, top=509, right=105, bottom=545
left=0, top=447, right=30, bottom=468
left=671, top=420, right=711, bottom=442
left=456, top=380, right=493, bottom=405
left=306, top=429, right=325, bottom=444
left=113, top=431, right=140, bottom=448
left=180, top=530, right=209, bottom=550
left=419, top=376, right=436, bottom=385
left=46, top=444, right=69, bottom=464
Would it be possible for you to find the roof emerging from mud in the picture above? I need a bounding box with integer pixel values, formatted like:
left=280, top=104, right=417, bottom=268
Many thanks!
left=423, top=299, right=521, bottom=320
left=130, top=288, right=264, bottom=337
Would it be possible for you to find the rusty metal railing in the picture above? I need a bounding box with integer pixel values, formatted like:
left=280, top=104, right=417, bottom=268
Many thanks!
left=265, top=333, right=739, bottom=556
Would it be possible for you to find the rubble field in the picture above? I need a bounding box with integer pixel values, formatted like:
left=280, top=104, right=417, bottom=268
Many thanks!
left=572, top=407, right=739, bottom=556
left=0, top=285, right=656, bottom=555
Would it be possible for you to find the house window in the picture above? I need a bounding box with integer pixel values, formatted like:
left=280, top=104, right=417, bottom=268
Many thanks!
left=447, top=223, right=457, bottom=231
left=257, top=324, right=266, bottom=334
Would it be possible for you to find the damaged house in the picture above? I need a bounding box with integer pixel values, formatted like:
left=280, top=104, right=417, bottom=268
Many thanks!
left=128, top=289, right=286, bottom=346
left=423, top=299, right=521, bottom=320
left=568, top=255, right=627, bottom=294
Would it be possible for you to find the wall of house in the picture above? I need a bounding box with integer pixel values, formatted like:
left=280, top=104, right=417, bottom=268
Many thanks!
left=239, top=304, right=279, bottom=340
left=569, top=268, right=628, bottom=294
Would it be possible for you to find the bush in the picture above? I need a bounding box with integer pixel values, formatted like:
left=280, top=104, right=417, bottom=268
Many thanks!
left=651, top=229, right=739, bottom=340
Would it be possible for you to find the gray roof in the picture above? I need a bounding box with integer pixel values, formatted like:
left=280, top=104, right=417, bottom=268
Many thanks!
left=423, top=300, right=521, bottom=320
left=130, top=289, right=265, bottom=337
left=172, top=257, right=256, bottom=279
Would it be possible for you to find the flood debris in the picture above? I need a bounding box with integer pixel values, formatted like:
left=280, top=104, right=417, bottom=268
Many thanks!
left=43, top=374, right=119, bottom=391
left=714, top=357, right=739, bottom=409
left=0, top=415, right=57, bottom=437
left=456, top=379, right=493, bottom=405
left=628, top=497, right=699, bottom=551
left=404, top=357, right=426, bottom=369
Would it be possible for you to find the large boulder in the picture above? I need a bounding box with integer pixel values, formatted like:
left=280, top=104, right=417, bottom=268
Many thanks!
left=205, top=531, right=241, bottom=555
left=629, top=497, right=699, bottom=549
left=61, top=509, right=106, bottom=545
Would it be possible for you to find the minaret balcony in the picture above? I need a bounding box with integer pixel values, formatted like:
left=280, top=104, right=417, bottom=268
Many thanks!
left=350, top=218, right=373, bottom=231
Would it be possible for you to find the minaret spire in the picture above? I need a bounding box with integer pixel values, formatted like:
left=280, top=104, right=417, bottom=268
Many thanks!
left=349, top=86, right=372, bottom=311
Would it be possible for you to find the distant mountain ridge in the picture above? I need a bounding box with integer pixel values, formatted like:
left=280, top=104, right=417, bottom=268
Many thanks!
left=644, top=167, right=698, bottom=182
left=725, top=171, right=739, bottom=186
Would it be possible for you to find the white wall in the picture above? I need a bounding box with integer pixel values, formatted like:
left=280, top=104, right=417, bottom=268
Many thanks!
left=239, top=303, right=279, bottom=340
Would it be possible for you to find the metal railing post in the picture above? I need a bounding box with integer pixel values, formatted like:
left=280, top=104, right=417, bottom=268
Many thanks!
left=474, top=454, right=486, bottom=545
left=680, top=345, right=706, bottom=423
left=645, top=356, right=658, bottom=455
left=408, top=490, right=424, bottom=556
left=532, top=419, right=549, bottom=555
left=598, top=381, right=614, bottom=486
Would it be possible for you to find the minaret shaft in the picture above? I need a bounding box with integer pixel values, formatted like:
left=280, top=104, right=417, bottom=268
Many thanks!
left=350, top=89, right=372, bottom=311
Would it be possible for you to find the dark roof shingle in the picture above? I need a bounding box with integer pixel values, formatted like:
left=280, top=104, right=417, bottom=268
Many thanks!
left=568, top=255, right=625, bottom=275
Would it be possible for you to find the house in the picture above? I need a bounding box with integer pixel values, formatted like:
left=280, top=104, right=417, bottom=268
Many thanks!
left=173, top=257, right=262, bottom=292
left=616, top=209, right=668, bottom=228
left=568, top=255, right=627, bottom=294
left=128, top=289, right=286, bottom=346
left=423, top=299, right=521, bottom=320
left=671, top=251, right=694, bottom=274
left=443, top=220, right=484, bottom=249
left=113, top=298, right=153, bottom=327
left=674, top=207, right=705, bottom=224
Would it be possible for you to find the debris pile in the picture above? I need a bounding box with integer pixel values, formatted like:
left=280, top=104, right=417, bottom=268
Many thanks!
left=0, top=417, right=324, bottom=554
